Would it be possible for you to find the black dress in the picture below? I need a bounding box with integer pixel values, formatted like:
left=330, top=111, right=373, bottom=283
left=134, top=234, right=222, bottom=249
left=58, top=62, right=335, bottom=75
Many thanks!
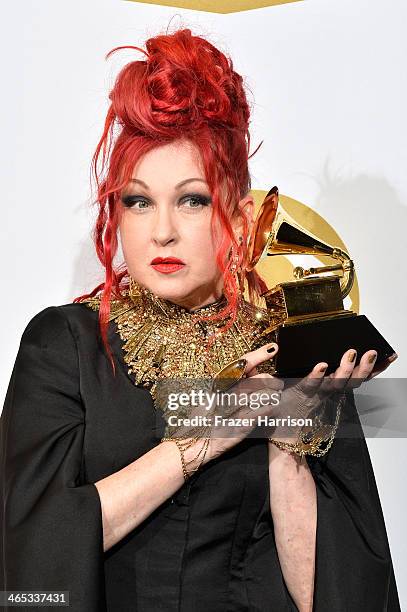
left=0, top=303, right=401, bottom=611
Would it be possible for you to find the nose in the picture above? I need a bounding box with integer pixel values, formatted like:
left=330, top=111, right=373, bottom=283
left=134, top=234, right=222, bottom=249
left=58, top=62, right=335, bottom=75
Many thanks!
left=151, top=204, right=179, bottom=247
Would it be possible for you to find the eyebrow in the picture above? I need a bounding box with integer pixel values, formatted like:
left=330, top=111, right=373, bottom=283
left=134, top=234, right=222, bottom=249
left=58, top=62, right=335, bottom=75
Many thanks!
left=129, top=178, right=208, bottom=190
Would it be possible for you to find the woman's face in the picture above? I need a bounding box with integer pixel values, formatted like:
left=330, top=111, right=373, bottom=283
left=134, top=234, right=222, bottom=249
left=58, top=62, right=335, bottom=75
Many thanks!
left=118, top=138, right=253, bottom=311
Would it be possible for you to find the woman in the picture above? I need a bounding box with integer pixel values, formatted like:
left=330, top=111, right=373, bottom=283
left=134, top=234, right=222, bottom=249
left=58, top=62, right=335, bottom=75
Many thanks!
left=0, top=28, right=400, bottom=612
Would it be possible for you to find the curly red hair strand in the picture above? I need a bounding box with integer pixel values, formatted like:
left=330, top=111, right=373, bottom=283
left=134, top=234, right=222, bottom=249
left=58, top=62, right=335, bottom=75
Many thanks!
left=74, top=28, right=268, bottom=374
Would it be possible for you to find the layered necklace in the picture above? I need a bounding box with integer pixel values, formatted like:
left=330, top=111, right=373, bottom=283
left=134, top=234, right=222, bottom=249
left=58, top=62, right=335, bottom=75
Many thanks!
left=82, top=280, right=275, bottom=413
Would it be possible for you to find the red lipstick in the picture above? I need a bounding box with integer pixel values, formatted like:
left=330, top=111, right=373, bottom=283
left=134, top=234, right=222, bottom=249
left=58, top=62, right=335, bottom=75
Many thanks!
left=150, top=256, right=186, bottom=274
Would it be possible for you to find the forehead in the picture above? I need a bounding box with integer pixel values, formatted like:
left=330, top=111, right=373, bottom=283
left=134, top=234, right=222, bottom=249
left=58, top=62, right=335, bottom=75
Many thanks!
left=131, top=139, right=205, bottom=184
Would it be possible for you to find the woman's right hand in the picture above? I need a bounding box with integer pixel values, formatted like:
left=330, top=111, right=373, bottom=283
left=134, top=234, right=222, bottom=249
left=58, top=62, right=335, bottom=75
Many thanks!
left=174, top=342, right=285, bottom=470
left=201, top=342, right=282, bottom=462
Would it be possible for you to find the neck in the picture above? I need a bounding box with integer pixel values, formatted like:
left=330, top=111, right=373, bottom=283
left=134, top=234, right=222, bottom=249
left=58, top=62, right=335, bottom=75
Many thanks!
left=169, top=289, right=225, bottom=313
left=151, top=276, right=225, bottom=313
left=128, top=279, right=231, bottom=320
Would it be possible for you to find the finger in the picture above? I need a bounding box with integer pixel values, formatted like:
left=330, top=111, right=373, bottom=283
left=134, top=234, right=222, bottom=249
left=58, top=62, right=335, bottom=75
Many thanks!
left=367, top=352, right=398, bottom=380
left=321, top=348, right=357, bottom=393
left=231, top=373, right=284, bottom=405
left=249, top=373, right=285, bottom=392
left=294, top=362, right=328, bottom=396
left=348, top=350, right=377, bottom=387
left=245, top=387, right=282, bottom=413
left=241, top=342, right=278, bottom=374
left=212, top=343, right=277, bottom=393
left=246, top=365, right=259, bottom=376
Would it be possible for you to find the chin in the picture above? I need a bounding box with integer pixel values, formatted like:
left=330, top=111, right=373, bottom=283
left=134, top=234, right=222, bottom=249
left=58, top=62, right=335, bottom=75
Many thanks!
left=138, top=274, right=196, bottom=302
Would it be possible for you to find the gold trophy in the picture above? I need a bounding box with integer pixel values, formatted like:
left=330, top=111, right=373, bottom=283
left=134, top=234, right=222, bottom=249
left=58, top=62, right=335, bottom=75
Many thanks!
left=247, top=186, right=395, bottom=377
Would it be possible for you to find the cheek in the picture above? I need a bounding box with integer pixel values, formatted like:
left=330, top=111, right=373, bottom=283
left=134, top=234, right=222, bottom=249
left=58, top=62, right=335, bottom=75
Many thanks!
left=186, top=225, right=219, bottom=275
left=119, top=215, right=145, bottom=259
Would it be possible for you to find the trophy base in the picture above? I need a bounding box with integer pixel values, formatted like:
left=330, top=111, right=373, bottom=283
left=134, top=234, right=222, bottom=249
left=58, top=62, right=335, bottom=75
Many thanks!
left=267, top=314, right=395, bottom=377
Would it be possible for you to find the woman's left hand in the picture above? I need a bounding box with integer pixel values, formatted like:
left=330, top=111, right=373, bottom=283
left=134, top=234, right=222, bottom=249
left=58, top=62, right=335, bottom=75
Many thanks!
left=253, top=348, right=398, bottom=444
left=291, top=349, right=398, bottom=400
left=287, top=348, right=399, bottom=419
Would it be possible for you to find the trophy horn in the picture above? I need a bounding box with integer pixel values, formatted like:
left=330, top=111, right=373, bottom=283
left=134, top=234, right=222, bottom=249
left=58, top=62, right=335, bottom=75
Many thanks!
left=246, top=186, right=355, bottom=299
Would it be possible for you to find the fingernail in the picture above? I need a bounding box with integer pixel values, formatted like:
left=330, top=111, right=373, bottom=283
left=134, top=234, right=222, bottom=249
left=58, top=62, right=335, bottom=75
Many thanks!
left=348, top=350, right=356, bottom=363
left=319, top=364, right=328, bottom=372
left=388, top=353, right=398, bottom=362
left=267, top=343, right=277, bottom=354
left=368, top=352, right=377, bottom=364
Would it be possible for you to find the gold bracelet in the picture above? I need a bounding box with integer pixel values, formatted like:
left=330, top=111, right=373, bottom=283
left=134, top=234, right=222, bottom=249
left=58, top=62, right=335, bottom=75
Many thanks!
left=268, top=436, right=328, bottom=463
left=161, top=435, right=211, bottom=481
left=174, top=438, right=192, bottom=481
left=161, top=436, right=196, bottom=481
left=185, top=437, right=211, bottom=476
left=268, top=392, right=344, bottom=460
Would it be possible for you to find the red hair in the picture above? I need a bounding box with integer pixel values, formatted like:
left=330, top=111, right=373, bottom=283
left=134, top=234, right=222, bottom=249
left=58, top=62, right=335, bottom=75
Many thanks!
left=74, top=27, right=268, bottom=374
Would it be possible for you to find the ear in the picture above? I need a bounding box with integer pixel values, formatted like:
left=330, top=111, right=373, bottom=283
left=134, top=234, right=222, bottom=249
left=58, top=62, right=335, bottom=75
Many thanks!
left=232, top=194, right=255, bottom=240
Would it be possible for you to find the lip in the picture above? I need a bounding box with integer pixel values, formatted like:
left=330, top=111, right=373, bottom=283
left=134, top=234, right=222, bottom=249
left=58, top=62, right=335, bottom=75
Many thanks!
left=150, top=256, right=186, bottom=274
left=150, top=257, right=185, bottom=265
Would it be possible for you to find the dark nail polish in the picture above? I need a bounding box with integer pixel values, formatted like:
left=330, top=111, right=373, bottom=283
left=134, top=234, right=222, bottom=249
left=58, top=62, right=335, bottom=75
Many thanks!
left=368, top=353, right=377, bottom=364
left=267, top=345, right=276, bottom=353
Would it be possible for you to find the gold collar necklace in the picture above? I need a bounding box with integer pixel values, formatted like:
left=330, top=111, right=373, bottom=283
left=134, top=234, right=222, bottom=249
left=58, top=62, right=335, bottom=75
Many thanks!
left=82, top=280, right=273, bottom=409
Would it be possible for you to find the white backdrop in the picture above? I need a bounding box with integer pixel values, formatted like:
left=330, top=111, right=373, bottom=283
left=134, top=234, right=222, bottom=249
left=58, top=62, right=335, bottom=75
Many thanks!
left=1, top=0, right=406, bottom=605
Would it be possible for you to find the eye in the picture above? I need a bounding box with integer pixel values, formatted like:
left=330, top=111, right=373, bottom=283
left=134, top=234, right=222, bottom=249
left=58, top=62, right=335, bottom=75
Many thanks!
left=121, top=195, right=151, bottom=211
left=180, top=194, right=212, bottom=210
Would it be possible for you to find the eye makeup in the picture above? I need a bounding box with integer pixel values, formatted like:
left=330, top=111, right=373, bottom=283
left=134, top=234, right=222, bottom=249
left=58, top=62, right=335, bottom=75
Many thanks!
left=120, top=193, right=212, bottom=209
left=179, top=193, right=212, bottom=208
left=121, top=195, right=149, bottom=209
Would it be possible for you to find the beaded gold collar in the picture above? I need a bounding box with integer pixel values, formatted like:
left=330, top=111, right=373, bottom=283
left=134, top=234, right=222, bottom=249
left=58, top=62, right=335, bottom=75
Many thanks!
left=82, top=282, right=275, bottom=409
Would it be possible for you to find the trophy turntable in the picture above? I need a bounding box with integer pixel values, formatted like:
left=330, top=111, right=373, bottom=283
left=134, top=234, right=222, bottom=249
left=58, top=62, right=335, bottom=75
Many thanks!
left=247, top=186, right=395, bottom=377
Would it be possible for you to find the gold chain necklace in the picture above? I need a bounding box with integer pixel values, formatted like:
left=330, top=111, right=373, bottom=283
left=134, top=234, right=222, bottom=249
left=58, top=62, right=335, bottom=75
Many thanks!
left=82, top=281, right=275, bottom=411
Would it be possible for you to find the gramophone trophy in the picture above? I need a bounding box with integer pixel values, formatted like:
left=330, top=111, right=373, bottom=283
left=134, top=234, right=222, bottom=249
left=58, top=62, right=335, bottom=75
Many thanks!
left=247, top=186, right=395, bottom=377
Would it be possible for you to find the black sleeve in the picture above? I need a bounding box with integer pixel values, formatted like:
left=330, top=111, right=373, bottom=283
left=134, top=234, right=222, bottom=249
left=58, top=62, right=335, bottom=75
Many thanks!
left=0, top=306, right=106, bottom=611
left=305, top=391, right=401, bottom=612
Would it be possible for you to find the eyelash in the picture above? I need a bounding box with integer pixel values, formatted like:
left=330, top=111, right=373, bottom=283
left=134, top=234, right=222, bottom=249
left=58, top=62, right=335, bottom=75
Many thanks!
left=121, top=193, right=212, bottom=211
